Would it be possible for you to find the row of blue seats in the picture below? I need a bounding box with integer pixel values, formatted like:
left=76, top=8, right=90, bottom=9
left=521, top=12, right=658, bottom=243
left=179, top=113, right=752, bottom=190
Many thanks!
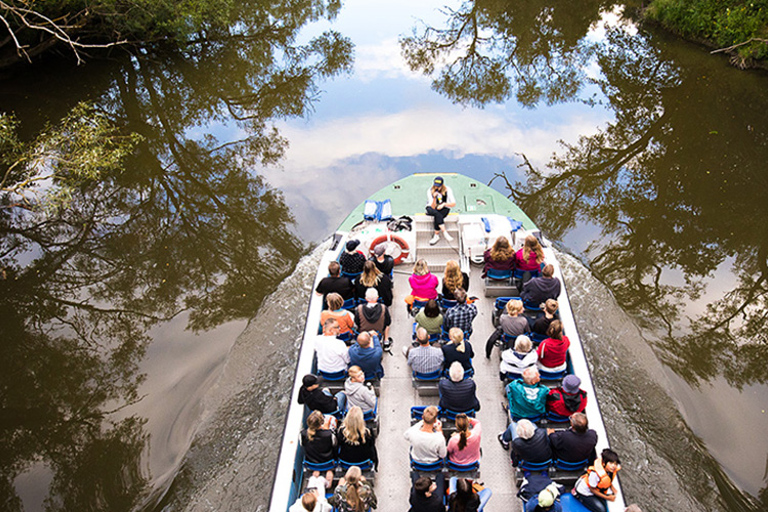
left=411, top=322, right=471, bottom=344
left=303, top=458, right=375, bottom=473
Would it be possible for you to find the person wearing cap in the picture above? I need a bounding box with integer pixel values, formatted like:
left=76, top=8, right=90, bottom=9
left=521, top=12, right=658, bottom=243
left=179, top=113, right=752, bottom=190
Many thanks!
left=546, top=374, right=587, bottom=417
left=524, top=483, right=562, bottom=512
left=298, top=373, right=347, bottom=414
left=339, top=239, right=366, bottom=275
left=370, top=243, right=395, bottom=277
left=548, top=412, right=597, bottom=464
left=426, top=176, right=456, bottom=245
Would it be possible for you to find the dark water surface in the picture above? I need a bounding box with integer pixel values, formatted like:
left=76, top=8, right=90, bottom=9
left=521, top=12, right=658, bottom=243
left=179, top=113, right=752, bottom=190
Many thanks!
left=1, top=1, right=768, bottom=511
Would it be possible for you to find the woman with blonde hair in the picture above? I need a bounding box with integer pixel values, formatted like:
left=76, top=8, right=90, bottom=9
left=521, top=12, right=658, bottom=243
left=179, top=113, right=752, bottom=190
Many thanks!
left=482, top=236, right=515, bottom=278
left=408, top=259, right=438, bottom=300
left=332, top=466, right=377, bottom=512
left=442, top=260, right=469, bottom=301
left=337, top=406, right=378, bottom=468
left=515, top=234, right=545, bottom=272
left=320, top=293, right=355, bottom=335
left=300, top=410, right=336, bottom=464
left=442, top=327, right=474, bottom=371
left=355, top=260, right=392, bottom=306
left=447, top=413, right=482, bottom=465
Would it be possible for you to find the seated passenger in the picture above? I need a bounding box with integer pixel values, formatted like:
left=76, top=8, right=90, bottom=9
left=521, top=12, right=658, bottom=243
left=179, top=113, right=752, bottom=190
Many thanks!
left=343, top=366, right=377, bottom=413
left=442, top=260, right=469, bottom=301
left=524, top=484, right=562, bottom=512
left=499, top=299, right=530, bottom=339
left=520, top=264, right=561, bottom=305
left=315, top=318, right=350, bottom=375
left=404, top=405, right=447, bottom=464
left=531, top=299, right=559, bottom=336
left=536, top=320, right=570, bottom=373
left=406, top=327, right=445, bottom=374
left=331, top=466, right=377, bottom=512
left=409, top=258, right=439, bottom=301
left=315, top=261, right=354, bottom=301
left=507, top=419, right=552, bottom=467
left=482, top=236, right=515, bottom=278
left=426, top=176, right=456, bottom=245
left=370, top=243, right=394, bottom=277
left=505, top=367, right=548, bottom=421
left=515, top=234, right=545, bottom=272
left=348, top=331, right=384, bottom=380
left=546, top=374, right=587, bottom=417
left=443, top=289, right=477, bottom=336
left=448, top=477, right=492, bottom=512
left=442, top=327, right=474, bottom=372
left=336, top=406, right=378, bottom=469
left=320, top=292, right=355, bottom=335
left=572, top=449, right=621, bottom=512
left=298, top=373, right=346, bottom=414
left=415, top=299, right=443, bottom=335
left=289, top=477, right=334, bottom=512
left=339, top=239, right=366, bottom=275
left=499, top=335, right=538, bottom=380
left=548, top=412, right=597, bottom=464
left=354, top=288, right=391, bottom=341
left=439, top=362, right=481, bottom=413
left=300, top=410, right=337, bottom=464
left=409, top=475, right=446, bottom=512
left=447, top=414, right=482, bottom=465
left=355, top=260, right=393, bottom=306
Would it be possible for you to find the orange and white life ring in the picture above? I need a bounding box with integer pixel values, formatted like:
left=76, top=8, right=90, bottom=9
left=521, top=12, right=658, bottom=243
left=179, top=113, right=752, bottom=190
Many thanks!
left=369, top=234, right=410, bottom=265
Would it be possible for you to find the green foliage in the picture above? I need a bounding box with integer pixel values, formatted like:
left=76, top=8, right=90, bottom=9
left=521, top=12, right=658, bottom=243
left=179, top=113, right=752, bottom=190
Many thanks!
left=646, top=0, right=768, bottom=62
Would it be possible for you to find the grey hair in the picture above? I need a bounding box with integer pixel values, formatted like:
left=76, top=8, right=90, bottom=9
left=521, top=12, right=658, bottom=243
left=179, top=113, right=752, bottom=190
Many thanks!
left=365, top=287, right=379, bottom=302
left=522, top=366, right=539, bottom=384
left=514, top=335, right=532, bottom=353
left=516, top=419, right=535, bottom=440
left=449, top=361, right=464, bottom=382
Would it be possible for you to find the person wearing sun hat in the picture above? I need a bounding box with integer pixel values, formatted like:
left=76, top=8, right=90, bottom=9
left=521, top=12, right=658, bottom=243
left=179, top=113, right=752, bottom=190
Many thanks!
left=524, top=482, right=562, bottom=512
left=426, top=176, right=456, bottom=245
left=546, top=374, right=588, bottom=417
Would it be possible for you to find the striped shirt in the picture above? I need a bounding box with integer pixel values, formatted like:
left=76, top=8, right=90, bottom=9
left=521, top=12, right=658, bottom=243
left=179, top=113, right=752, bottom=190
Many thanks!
left=408, top=345, right=444, bottom=374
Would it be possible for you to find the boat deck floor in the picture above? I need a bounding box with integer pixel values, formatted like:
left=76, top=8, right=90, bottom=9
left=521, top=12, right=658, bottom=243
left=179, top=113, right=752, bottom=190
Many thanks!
left=374, top=261, right=521, bottom=512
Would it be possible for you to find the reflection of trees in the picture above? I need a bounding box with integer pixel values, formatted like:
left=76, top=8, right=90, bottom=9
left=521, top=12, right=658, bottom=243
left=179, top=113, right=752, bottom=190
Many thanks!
left=400, top=0, right=621, bottom=107
left=0, top=0, right=352, bottom=509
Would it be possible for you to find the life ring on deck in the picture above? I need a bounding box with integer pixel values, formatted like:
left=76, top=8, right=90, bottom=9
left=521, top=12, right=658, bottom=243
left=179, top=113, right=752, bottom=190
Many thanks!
left=369, top=234, right=410, bottom=265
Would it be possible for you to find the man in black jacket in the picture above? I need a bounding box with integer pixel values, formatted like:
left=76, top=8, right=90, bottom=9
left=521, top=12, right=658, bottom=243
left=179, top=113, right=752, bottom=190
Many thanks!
left=547, top=412, right=597, bottom=463
left=297, top=374, right=346, bottom=414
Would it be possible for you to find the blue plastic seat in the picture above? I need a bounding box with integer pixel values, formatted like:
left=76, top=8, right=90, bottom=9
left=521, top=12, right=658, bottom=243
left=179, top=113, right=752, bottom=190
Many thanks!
left=486, top=269, right=513, bottom=281
left=303, top=459, right=337, bottom=472
left=511, top=413, right=543, bottom=423
left=362, top=398, right=378, bottom=422
left=412, top=370, right=442, bottom=382
left=500, top=332, right=516, bottom=345
left=538, top=368, right=567, bottom=380
left=341, top=270, right=362, bottom=281
left=441, top=366, right=474, bottom=380
left=341, top=297, right=357, bottom=311
left=513, top=269, right=540, bottom=280
left=411, top=299, right=429, bottom=314
left=528, top=332, right=547, bottom=343
left=410, top=456, right=444, bottom=472
left=339, top=458, right=374, bottom=471
left=518, top=459, right=552, bottom=471
left=440, top=298, right=458, bottom=310
left=522, top=300, right=542, bottom=311
left=318, top=369, right=347, bottom=381
left=554, top=458, right=589, bottom=471
left=447, top=460, right=480, bottom=472
left=501, top=372, right=523, bottom=381
left=410, top=405, right=427, bottom=420
left=439, top=408, right=476, bottom=420
left=336, top=330, right=356, bottom=343
left=545, top=411, right=571, bottom=423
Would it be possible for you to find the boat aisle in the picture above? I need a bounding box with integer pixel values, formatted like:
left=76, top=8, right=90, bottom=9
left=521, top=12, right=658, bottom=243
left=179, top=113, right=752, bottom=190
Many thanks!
left=376, top=266, right=520, bottom=512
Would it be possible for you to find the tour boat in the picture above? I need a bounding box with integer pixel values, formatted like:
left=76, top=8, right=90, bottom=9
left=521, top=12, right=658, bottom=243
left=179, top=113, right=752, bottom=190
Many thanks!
left=268, top=173, right=626, bottom=512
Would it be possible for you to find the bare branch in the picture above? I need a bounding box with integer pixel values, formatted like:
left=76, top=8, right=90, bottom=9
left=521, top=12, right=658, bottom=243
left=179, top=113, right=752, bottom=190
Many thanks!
left=711, top=37, right=768, bottom=55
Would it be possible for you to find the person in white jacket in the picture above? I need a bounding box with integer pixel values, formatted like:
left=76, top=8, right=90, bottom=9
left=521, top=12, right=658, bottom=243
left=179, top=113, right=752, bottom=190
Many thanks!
left=499, top=335, right=537, bottom=380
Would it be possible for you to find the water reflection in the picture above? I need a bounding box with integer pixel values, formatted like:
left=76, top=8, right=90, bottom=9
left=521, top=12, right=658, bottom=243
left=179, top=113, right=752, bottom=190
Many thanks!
left=0, top=0, right=353, bottom=509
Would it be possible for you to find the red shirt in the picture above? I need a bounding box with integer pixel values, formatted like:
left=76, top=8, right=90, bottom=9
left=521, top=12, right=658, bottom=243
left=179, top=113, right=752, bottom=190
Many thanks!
left=536, top=336, right=570, bottom=368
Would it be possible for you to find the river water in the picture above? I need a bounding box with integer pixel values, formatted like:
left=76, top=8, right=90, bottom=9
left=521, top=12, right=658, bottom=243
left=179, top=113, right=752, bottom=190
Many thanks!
left=1, top=1, right=767, bottom=511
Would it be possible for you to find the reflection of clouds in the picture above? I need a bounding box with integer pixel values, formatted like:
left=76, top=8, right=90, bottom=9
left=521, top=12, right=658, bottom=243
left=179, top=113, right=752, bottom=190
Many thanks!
left=356, top=38, right=420, bottom=82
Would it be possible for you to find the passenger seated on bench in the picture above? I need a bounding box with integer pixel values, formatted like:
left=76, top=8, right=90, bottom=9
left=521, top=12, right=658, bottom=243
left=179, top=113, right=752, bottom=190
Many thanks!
left=500, top=299, right=530, bottom=339
left=298, top=373, right=346, bottom=415
left=572, top=449, right=621, bottom=512
left=415, top=299, right=444, bottom=336
left=515, top=234, right=545, bottom=272
left=405, top=327, right=444, bottom=373
left=500, top=367, right=548, bottom=446
left=315, top=261, right=354, bottom=301
left=348, top=331, right=384, bottom=380
left=442, top=328, right=474, bottom=372
left=448, top=477, right=492, bottom=512
left=404, top=405, right=447, bottom=464
left=524, top=483, right=562, bottom=512
left=409, top=475, right=446, bottom=512
left=439, top=362, right=480, bottom=412
left=499, top=335, right=538, bottom=380
left=547, top=412, right=597, bottom=464
left=520, top=264, right=561, bottom=305
left=289, top=472, right=334, bottom=512
left=337, top=406, right=378, bottom=469
left=447, top=414, right=482, bottom=465
left=301, top=410, right=337, bottom=464
left=339, top=239, right=366, bottom=275
left=344, top=366, right=377, bottom=414
left=536, top=320, right=570, bottom=373
left=442, top=260, right=469, bottom=301
left=531, top=299, right=559, bottom=336
left=427, top=176, right=456, bottom=245
left=316, top=319, right=351, bottom=374
left=321, top=293, right=355, bottom=335
left=443, top=289, right=477, bottom=336
left=354, top=288, right=392, bottom=342
left=409, top=259, right=439, bottom=301
left=331, top=466, right=377, bottom=512
left=547, top=374, right=587, bottom=417
left=370, top=243, right=394, bottom=278
left=506, top=419, right=552, bottom=467
left=356, top=260, right=393, bottom=306
left=482, top=236, right=515, bottom=278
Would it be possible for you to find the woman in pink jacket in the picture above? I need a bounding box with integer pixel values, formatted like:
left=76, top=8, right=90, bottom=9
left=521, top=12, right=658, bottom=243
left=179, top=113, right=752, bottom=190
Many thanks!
left=409, top=259, right=439, bottom=300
